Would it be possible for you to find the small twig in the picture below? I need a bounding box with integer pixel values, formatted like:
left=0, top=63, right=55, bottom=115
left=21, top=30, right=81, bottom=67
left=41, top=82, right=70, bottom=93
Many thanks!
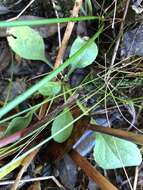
left=110, top=0, right=130, bottom=66
left=8, top=0, right=36, bottom=21
left=51, top=0, right=62, bottom=47
left=112, top=0, right=117, bottom=29
left=54, top=0, right=83, bottom=69
left=11, top=149, right=39, bottom=190
left=88, top=124, right=143, bottom=145
left=69, top=149, right=118, bottom=190
left=0, top=176, right=64, bottom=188
left=133, top=167, right=139, bottom=190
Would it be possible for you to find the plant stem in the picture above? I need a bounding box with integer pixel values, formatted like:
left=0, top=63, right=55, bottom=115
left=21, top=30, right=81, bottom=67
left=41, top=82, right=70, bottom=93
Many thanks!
left=42, top=58, right=53, bottom=69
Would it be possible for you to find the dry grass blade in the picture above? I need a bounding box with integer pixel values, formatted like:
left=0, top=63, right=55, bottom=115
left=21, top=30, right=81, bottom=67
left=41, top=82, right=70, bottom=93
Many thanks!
left=54, top=0, right=83, bottom=69
left=10, top=149, right=39, bottom=190
left=8, top=0, right=36, bottom=21
left=133, top=167, right=139, bottom=190
left=110, top=0, right=130, bottom=66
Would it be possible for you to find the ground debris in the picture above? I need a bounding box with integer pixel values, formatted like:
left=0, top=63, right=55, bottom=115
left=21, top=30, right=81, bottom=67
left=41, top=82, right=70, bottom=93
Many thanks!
left=121, top=25, right=143, bottom=57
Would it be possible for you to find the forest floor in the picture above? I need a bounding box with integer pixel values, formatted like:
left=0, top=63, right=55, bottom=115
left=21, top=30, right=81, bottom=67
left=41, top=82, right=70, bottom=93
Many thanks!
left=0, top=0, right=143, bottom=189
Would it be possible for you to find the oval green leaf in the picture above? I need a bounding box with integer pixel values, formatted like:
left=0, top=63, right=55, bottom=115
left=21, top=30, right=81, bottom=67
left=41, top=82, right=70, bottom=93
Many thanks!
left=93, top=133, right=142, bottom=169
left=51, top=107, right=74, bottom=143
left=5, top=110, right=34, bottom=136
left=38, top=81, right=61, bottom=97
left=7, top=26, right=46, bottom=62
left=69, top=36, right=98, bottom=68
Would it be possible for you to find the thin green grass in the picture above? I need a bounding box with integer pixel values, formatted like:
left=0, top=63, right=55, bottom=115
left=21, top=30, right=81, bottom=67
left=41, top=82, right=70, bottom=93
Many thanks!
left=0, top=91, right=107, bottom=178
left=0, top=16, right=102, bottom=27
left=0, top=17, right=104, bottom=177
left=0, top=78, right=121, bottom=179
left=0, top=75, right=104, bottom=124
left=0, top=80, right=105, bottom=156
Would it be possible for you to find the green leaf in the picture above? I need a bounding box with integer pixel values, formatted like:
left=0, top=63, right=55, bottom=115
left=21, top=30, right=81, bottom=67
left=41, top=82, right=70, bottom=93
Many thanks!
left=38, top=81, right=61, bottom=97
left=7, top=26, right=48, bottom=63
left=93, top=133, right=142, bottom=169
left=5, top=110, right=34, bottom=136
left=69, top=36, right=98, bottom=68
left=51, top=107, right=74, bottom=143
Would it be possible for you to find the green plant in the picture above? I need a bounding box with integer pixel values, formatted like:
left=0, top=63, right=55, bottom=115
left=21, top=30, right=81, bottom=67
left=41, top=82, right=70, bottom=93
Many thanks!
left=5, top=109, right=34, bottom=136
left=0, top=22, right=103, bottom=118
left=0, top=16, right=104, bottom=177
left=38, top=81, right=61, bottom=97
left=69, top=36, right=98, bottom=71
left=0, top=14, right=142, bottom=179
left=52, top=107, right=74, bottom=143
left=7, top=26, right=52, bottom=67
left=94, top=133, right=142, bottom=169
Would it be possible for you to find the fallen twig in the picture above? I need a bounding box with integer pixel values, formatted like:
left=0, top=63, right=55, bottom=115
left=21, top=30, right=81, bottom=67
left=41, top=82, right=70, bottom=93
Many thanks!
left=0, top=176, right=64, bottom=188
left=88, top=124, right=143, bottom=145
left=54, top=0, right=83, bottom=69
left=110, top=0, right=130, bottom=66
left=69, top=149, right=118, bottom=190
left=11, top=149, right=39, bottom=190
